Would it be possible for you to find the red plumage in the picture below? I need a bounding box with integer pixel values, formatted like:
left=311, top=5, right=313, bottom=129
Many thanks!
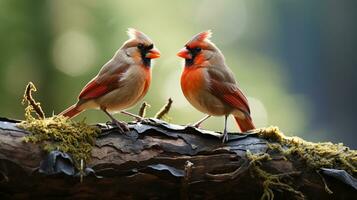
left=209, top=79, right=250, bottom=115
left=209, top=80, right=255, bottom=131
left=178, top=31, right=255, bottom=141
left=234, top=116, right=255, bottom=132
left=79, top=80, right=110, bottom=100
left=60, top=104, right=82, bottom=118
left=59, top=28, right=160, bottom=123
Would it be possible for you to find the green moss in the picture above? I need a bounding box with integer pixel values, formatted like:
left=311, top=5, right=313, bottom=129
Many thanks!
left=248, top=126, right=357, bottom=199
left=256, top=126, right=286, bottom=143
left=257, top=126, right=357, bottom=174
left=246, top=151, right=304, bottom=200
left=17, top=82, right=100, bottom=168
left=18, top=116, right=99, bottom=167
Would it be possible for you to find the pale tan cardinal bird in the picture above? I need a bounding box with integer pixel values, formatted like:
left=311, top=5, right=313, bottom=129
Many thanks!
left=60, top=28, right=160, bottom=132
left=177, top=31, right=255, bottom=142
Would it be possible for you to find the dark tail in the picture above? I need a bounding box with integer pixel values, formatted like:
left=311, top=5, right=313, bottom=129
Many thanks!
left=234, top=115, right=255, bottom=132
left=59, top=104, right=82, bottom=118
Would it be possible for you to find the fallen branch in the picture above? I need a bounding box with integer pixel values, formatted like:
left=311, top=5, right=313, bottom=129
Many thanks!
left=0, top=117, right=356, bottom=200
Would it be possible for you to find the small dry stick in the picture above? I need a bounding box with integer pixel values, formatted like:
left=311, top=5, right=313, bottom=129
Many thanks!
left=317, top=170, right=333, bottom=194
left=155, top=98, right=173, bottom=120
left=138, top=101, right=150, bottom=118
left=80, top=159, right=84, bottom=183
left=181, top=161, right=194, bottom=200
left=23, top=82, right=45, bottom=119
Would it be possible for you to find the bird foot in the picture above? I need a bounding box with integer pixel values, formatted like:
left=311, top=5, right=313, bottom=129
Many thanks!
left=189, top=115, right=210, bottom=129
left=221, top=132, right=229, bottom=143
left=120, top=111, right=144, bottom=122
left=111, top=119, right=130, bottom=133
left=190, top=121, right=203, bottom=129
left=186, top=123, right=200, bottom=129
left=136, top=117, right=151, bottom=124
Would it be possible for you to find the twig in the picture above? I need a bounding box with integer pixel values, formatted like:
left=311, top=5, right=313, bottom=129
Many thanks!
left=206, top=159, right=250, bottom=181
left=23, top=82, right=45, bottom=119
left=317, top=170, right=333, bottom=194
left=138, top=101, right=150, bottom=118
left=155, top=98, right=173, bottom=120
left=181, top=161, right=193, bottom=200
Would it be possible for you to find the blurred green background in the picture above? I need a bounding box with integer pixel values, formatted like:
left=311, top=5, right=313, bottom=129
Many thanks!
left=0, top=0, right=356, bottom=148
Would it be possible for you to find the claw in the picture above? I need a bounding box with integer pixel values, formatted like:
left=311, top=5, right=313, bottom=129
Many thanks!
left=191, top=122, right=202, bottom=129
left=186, top=123, right=200, bottom=129
left=190, top=115, right=211, bottom=128
left=221, top=131, right=229, bottom=143
left=137, top=118, right=151, bottom=124
left=101, top=107, right=130, bottom=135
left=222, top=115, right=229, bottom=143
left=112, top=120, right=129, bottom=132
left=120, top=111, right=144, bottom=122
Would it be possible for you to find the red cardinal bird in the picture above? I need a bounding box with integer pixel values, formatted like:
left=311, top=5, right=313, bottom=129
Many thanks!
left=177, top=31, right=255, bottom=142
left=60, top=28, right=160, bottom=132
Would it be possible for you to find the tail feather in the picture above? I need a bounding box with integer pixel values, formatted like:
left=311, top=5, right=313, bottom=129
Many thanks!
left=59, top=105, right=82, bottom=118
left=234, top=115, right=255, bottom=132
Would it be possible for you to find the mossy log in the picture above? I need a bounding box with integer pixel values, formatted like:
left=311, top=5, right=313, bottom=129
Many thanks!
left=0, top=117, right=356, bottom=200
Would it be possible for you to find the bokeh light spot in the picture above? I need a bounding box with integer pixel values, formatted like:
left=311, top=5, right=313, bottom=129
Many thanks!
left=248, top=97, right=268, bottom=128
left=52, top=30, right=97, bottom=76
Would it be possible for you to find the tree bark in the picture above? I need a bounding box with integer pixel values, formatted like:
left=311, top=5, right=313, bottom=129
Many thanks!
left=0, top=117, right=356, bottom=200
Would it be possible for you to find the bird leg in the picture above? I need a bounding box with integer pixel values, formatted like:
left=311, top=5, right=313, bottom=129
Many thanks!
left=120, top=110, right=144, bottom=121
left=101, top=108, right=129, bottom=132
left=192, top=115, right=211, bottom=128
left=222, top=115, right=229, bottom=143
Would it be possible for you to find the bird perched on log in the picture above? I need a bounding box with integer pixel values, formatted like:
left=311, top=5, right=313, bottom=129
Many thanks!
left=60, top=28, right=160, bottom=132
left=177, top=31, right=255, bottom=142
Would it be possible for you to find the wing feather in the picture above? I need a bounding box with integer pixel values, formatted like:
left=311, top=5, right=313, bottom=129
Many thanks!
left=207, top=68, right=251, bottom=115
left=78, top=63, right=130, bottom=100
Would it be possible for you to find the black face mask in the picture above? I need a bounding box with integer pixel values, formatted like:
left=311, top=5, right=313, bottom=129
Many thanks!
left=138, top=44, right=154, bottom=67
left=185, top=46, right=202, bottom=67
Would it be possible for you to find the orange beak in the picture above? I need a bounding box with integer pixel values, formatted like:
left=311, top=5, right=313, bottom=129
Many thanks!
left=177, top=48, right=192, bottom=59
left=145, top=49, right=161, bottom=59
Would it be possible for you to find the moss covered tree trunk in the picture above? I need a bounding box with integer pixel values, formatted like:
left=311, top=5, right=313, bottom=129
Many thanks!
left=0, top=117, right=356, bottom=200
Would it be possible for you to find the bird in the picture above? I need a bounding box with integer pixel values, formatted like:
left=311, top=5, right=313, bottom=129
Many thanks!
left=60, top=28, right=160, bottom=132
left=177, top=30, right=255, bottom=142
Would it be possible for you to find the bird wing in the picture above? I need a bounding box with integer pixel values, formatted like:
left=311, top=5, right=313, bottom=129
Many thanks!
left=207, top=68, right=251, bottom=115
left=78, top=63, right=129, bottom=100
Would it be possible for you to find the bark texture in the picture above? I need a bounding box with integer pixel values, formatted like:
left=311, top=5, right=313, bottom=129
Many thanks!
left=0, top=117, right=356, bottom=200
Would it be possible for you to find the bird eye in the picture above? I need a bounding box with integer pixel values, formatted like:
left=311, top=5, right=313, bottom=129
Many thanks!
left=148, top=44, right=154, bottom=50
left=137, top=43, right=144, bottom=49
left=195, top=47, right=202, bottom=52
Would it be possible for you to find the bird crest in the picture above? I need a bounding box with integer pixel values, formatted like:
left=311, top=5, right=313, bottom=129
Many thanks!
left=190, top=30, right=212, bottom=43
left=127, top=28, right=152, bottom=43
